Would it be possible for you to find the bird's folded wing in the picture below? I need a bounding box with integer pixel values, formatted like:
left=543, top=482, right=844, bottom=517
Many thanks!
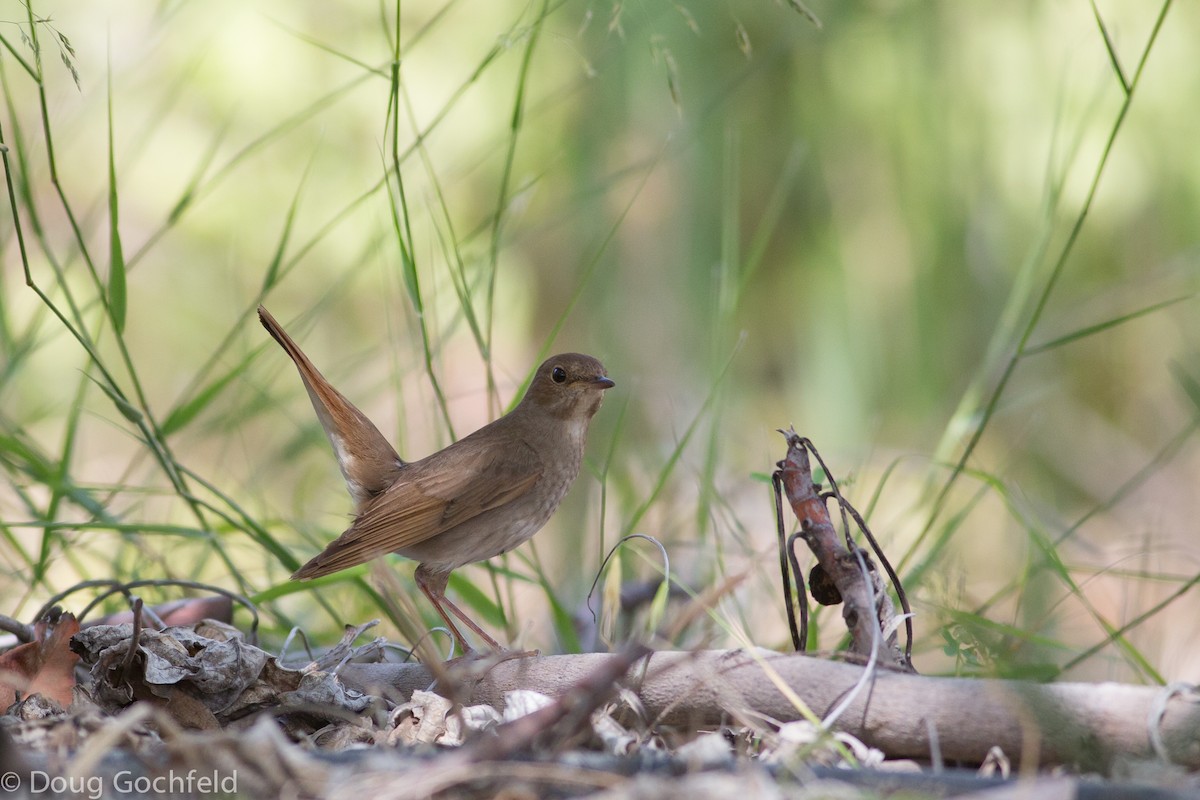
left=292, top=437, right=541, bottom=578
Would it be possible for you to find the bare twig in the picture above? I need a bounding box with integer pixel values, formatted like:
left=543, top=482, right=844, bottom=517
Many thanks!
left=32, top=579, right=259, bottom=643
left=118, top=597, right=143, bottom=686
left=774, top=429, right=912, bottom=671
left=832, top=496, right=913, bottom=663
left=0, top=613, right=34, bottom=642
left=772, top=472, right=806, bottom=651
left=465, top=643, right=653, bottom=761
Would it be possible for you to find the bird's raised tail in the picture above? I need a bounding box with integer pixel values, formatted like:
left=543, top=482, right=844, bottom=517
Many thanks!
left=258, top=305, right=404, bottom=509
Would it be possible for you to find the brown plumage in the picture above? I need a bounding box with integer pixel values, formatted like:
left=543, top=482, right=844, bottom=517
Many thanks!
left=258, top=305, right=613, bottom=651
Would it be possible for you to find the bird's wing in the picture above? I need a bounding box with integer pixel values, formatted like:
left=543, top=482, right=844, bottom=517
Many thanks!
left=292, top=434, right=541, bottom=579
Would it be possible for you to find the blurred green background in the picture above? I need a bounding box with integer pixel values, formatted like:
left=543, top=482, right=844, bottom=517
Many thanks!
left=2, top=1, right=1198, bottom=679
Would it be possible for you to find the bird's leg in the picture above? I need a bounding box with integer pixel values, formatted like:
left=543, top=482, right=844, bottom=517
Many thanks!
left=415, top=565, right=502, bottom=653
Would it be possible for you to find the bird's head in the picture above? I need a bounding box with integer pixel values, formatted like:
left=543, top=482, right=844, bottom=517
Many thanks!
left=522, top=353, right=614, bottom=421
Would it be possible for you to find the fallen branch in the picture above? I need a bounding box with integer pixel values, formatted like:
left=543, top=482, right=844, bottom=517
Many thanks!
left=339, top=649, right=1200, bottom=772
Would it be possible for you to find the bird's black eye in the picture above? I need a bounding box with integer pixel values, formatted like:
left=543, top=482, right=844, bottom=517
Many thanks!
left=551, top=366, right=567, bottom=384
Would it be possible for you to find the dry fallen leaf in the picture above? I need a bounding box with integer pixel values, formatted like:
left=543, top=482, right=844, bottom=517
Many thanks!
left=387, top=689, right=461, bottom=747
left=70, top=620, right=372, bottom=731
left=0, top=611, right=80, bottom=708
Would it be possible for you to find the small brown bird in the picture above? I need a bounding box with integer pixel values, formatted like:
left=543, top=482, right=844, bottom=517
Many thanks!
left=258, top=306, right=613, bottom=651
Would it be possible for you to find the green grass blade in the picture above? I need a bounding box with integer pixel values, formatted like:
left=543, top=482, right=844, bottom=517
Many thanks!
left=1170, top=362, right=1200, bottom=413
left=913, top=0, right=1176, bottom=565
left=106, top=44, right=126, bottom=334
left=251, top=566, right=368, bottom=604
left=448, top=571, right=507, bottom=627
left=1089, top=0, right=1130, bottom=95
left=81, top=372, right=142, bottom=425
left=783, top=0, right=823, bottom=28
left=1024, top=293, right=1195, bottom=356
left=621, top=336, right=741, bottom=539
left=546, top=588, right=582, bottom=653
left=485, top=0, right=550, bottom=355
left=161, top=358, right=253, bottom=438
left=260, top=149, right=317, bottom=295
left=1061, top=568, right=1200, bottom=675
left=0, top=30, right=38, bottom=79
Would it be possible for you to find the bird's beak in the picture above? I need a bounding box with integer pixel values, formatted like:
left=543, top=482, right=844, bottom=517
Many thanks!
left=594, top=376, right=615, bottom=390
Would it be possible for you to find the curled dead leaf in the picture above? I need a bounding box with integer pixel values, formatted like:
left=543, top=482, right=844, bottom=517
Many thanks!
left=0, top=611, right=80, bottom=708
